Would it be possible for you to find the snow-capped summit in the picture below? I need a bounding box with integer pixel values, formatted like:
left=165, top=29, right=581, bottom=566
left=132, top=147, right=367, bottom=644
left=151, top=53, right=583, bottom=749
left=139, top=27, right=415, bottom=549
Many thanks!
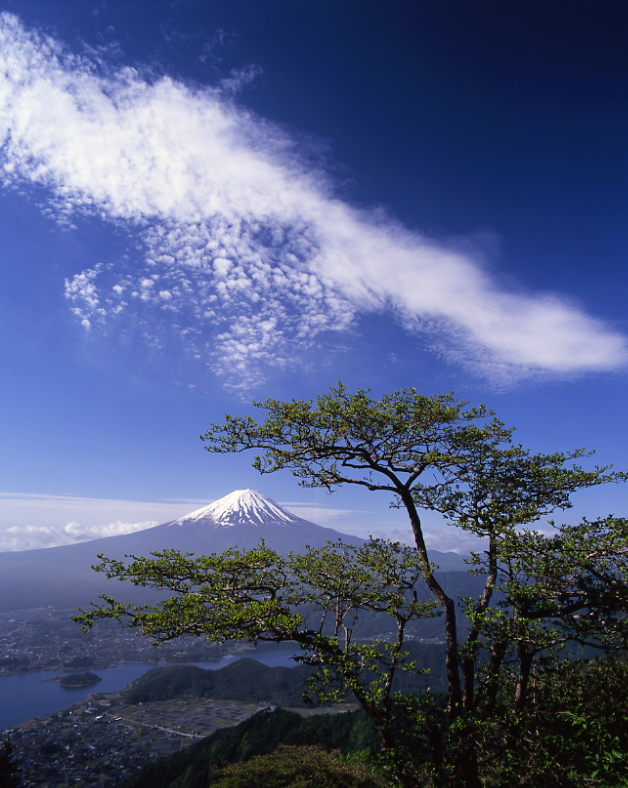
left=0, top=488, right=467, bottom=612
left=0, top=488, right=365, bottom=611
left=169, top=489, right=304, bottom=529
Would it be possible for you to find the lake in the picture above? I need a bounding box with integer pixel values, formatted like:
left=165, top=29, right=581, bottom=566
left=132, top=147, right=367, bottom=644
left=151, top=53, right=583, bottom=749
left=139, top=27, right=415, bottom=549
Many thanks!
left=0, top=642, right=301, bottom=731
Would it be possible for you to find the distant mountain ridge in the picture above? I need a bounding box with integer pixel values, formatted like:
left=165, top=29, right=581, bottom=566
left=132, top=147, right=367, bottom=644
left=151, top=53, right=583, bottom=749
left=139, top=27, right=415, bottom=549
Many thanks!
left=0, top=489, right=468, bottom=612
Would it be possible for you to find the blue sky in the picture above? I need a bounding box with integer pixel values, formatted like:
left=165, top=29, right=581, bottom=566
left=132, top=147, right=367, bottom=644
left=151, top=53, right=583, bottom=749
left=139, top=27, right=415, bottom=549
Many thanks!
left=0, top=0, right=627, bottom=552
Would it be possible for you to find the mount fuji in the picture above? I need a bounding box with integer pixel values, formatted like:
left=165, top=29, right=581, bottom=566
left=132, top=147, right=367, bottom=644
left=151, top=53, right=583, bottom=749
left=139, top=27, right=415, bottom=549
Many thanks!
left=0, top=490, right=363, bottom=611
left=0, top=489, right=467, bottom=612
left=166, top=489, right=342, bottom=533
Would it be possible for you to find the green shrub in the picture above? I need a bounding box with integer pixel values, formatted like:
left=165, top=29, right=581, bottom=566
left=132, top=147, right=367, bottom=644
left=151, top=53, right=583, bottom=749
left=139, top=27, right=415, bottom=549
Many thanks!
left=210, top=745, right=389, bottom=788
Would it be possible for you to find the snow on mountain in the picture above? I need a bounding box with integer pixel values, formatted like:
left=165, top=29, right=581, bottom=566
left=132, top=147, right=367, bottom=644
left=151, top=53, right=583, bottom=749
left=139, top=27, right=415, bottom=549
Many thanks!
left=169, top=489, right=304, bottom=529
left=0, top=488, right=364, bottom=611
left=0, top=488, right=469, bottom=612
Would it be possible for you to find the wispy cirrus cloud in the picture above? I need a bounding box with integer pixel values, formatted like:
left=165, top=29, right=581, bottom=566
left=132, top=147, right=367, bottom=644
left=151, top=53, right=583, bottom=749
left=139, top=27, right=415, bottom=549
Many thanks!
left=0, top=12, right=625, bottom=388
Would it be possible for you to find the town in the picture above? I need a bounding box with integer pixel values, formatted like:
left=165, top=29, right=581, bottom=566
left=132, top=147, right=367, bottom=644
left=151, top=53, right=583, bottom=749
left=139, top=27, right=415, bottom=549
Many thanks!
left=7, top=688, right=261, bottom=787
left=0, top=608, right=225, bottom=676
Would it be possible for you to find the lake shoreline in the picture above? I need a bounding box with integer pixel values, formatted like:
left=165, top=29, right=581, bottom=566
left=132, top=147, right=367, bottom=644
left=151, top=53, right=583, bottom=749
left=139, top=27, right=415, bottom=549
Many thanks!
left=0, top=644, right=302, bottom=731
left=0, top=655, right=226, bottom=680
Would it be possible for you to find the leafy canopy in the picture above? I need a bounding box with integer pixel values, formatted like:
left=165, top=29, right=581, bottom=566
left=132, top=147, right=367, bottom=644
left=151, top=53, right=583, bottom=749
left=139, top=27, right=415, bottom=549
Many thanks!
left=76, top=384, right=628, bottom=788
left=77, top=539, right=435, bottom=733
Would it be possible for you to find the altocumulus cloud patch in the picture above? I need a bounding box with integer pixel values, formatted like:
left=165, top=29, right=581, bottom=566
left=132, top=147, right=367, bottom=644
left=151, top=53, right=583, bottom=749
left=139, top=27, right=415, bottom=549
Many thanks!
left=0, top=12, right=626, bottom=388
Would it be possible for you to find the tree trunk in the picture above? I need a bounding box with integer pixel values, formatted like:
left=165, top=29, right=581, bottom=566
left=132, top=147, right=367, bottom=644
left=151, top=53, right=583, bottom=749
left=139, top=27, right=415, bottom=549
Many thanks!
left=463, top=537, right=498, bottom=712
left=482, top=641, right=507, bottom=718
left=514, top=647, right=534, bottom=712
left=400, top=489, right=463, bottom=718
left=454, top=736, right=482, bottom=788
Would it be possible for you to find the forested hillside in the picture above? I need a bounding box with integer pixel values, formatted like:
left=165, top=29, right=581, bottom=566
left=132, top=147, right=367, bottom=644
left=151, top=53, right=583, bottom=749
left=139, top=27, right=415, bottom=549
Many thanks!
left=115, top=707, right=380, bottom=788
left=124, top=643, right=446, bottom=706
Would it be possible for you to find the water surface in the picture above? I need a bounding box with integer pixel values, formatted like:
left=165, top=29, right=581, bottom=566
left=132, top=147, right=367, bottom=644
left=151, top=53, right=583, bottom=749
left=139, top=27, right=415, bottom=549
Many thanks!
left=0, top=642, right=300, bottom=730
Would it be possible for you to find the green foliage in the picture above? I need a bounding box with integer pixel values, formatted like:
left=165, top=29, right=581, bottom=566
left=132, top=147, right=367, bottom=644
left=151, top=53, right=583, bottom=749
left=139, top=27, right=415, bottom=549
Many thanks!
left=200, top=385, right=625, bottom=682
left=200, top=384, right=614, bottom=527
left=124, top=647, right=443, bottom=707
left=210, top=744, right=389, bottom=788
left=78, top=384, right=628, bottom=788
left=116, top=708, right=380, bottom=788
left=494, top=517, right=628, bottom=649
left=200, top=386, right=483, bottom=493
left=125, top=661, right=315, bottom=706
left=474, top=656, right=628, bottom=788
left=76, top=538, right=436, bottom=749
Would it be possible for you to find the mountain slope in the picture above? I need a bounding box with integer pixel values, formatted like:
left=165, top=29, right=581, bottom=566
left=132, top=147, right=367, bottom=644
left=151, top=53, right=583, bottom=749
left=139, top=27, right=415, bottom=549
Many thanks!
left=0, top=490, right=363, bottom=611
left=115, top=707, right=380, bottom=788
left=0, top=489, right=469, bottom=612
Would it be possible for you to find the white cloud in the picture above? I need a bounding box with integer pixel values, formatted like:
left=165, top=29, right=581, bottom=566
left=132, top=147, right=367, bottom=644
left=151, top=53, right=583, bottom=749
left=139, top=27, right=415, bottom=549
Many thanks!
left=0, top=491, right=196, bottom=551
left=62, top=519, right=158, bottom=540
left=1, top=525, right=60, bottom=551
left=0, top=12, right=625, bottom=387
left=0, top=519, right=160, bottom=551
